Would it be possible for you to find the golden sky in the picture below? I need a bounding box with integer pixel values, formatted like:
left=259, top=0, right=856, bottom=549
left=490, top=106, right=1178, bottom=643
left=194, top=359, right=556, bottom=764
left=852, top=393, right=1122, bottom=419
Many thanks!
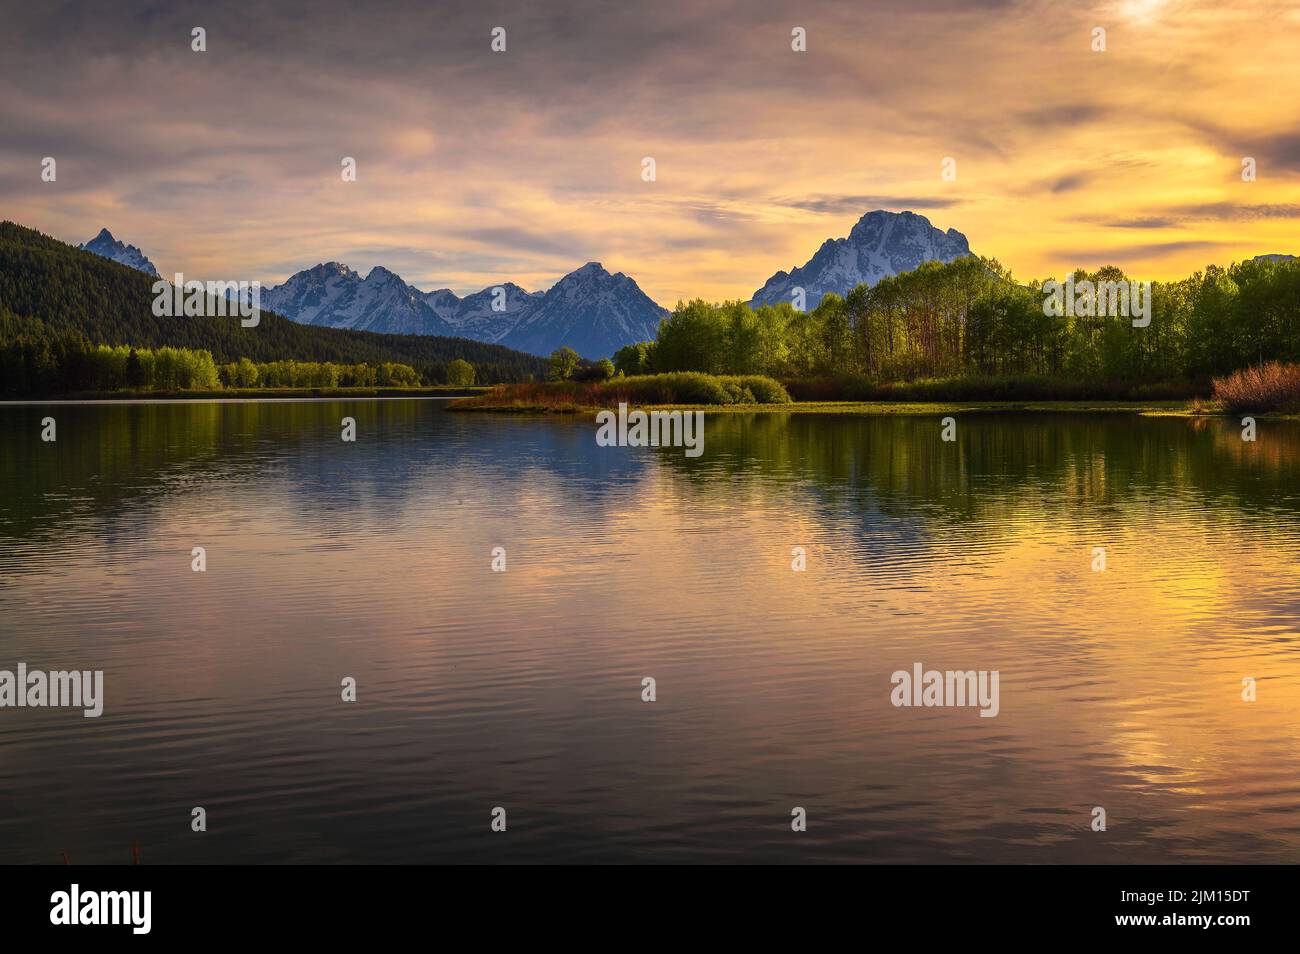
left=4, top=0, right=1300, bottom=303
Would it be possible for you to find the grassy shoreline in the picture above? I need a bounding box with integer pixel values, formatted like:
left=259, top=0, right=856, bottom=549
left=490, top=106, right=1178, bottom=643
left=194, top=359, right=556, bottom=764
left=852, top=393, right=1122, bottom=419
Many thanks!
left=1, top=385, right=490, bottom=403
left=7, top=389, right=1296, bottom=420
left=450, top=397, right=1202, bottom=415
left=450, top=398, right=1300, bottom=419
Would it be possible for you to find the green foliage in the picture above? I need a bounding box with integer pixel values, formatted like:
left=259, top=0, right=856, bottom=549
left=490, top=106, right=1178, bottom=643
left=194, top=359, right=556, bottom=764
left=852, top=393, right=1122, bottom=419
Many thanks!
left=0, top=221, right=546, bottom=394
left=613, top=341, right=656, bottom=376
left=548, top=346, right=581, bottom=381
left=456, top=372, right=792, bottom=409
left=0, top=333, right=423, bottom=395
left=445, top=358, right=476, bottom=386
left=228, top=356, right=259, bottom=387
left=647, top=255, right=1300, bottom=389
left=654, top=299, right=731, bottom=373
left=9, top=219, right=1300, bottom=397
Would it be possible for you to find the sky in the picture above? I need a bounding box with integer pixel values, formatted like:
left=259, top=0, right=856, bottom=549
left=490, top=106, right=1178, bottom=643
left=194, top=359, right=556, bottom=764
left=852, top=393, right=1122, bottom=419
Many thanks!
left=3, top=0, right=1300, bottom=303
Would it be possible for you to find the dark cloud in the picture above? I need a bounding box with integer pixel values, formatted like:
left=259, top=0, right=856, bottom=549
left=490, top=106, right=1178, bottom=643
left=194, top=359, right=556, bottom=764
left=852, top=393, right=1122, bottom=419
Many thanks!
left=1016, top=104, right=1113, bottom=130
left=1251, top=132, right=1300, bottom=175
left=451, top=226, right=587, bottom=260
left=1050, top=240, right=1220, bottom=263
left=776, top=195, right=961, bottom=214
left=1049, top=171, right=1094, bottom=194
left=1173, top=116, right=1300, bottom=178
left=1100, top=217, right=1182, bottom=229
left=1163, top=202, right=1300, bottom=221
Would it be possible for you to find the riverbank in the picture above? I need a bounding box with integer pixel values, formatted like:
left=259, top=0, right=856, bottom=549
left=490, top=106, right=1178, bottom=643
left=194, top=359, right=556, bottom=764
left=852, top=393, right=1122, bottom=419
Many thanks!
left=0, top=385, right=490, bottom=403
left=449, top=397, right=1300, bottom=418
left=7, top=391, right=1295, bottom=419
left=450, top=397, right=1201, bottom=415
left=449, top=397, right=1206, bottom=415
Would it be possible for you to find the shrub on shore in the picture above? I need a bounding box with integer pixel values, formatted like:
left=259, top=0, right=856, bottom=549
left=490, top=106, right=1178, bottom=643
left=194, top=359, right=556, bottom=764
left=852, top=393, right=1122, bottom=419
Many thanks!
left=1213, top=362, right=1300, bottom=413
left=452, top=372, right=792, bottom=409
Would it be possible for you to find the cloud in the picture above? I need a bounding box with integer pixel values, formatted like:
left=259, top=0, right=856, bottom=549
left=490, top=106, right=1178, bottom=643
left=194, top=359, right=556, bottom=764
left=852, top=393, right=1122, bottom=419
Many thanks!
left=775, top=195, right=962, bottom=215
left=1050, top=240, right=1220, bottom=264
left=1049, top=172, right=1096, bottom=194
left=2, top=0, right=1299, bottom=297
left=1100, top=218, right=1182, bottom=229
left=1163, top=203, right=1300, bottom=221
left=452, top=226, right=588, bottom=261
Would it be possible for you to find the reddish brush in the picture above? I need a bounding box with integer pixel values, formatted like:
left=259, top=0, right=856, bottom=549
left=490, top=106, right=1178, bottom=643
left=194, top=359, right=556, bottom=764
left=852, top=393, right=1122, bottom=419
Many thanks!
left=1212, top=362, right=1300, bottom=413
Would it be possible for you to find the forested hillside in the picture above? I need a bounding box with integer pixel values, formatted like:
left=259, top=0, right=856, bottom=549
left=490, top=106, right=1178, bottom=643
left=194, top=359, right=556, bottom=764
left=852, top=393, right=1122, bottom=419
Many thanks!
left=0, top=222, right=547, bottom=393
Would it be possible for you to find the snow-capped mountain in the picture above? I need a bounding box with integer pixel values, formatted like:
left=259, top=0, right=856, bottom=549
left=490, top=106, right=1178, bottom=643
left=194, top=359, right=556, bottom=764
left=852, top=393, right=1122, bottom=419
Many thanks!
left=422, top=282, right=542, bottom=343
left=257, top=262, right=455, bottom=336
left=499, top=263, right=667, bottom=359
left=750, top=210, right=973, bottom=309
left=79, top=228, right=159, bottom=277
left=261, top=260, right=664, bottom=357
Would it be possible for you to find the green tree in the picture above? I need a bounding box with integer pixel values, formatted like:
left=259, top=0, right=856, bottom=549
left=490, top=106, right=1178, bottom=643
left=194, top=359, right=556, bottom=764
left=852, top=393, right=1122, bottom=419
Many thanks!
left=613, top=341, right=655, bottom=376
left=126, top=348, right=145, bottom=388
left=233, top=356, right=259, bottom=387
left=446, top=358, right=477, bottom=385
left=548, top=346, right=581, bottom=381
left=654, top=300, right=727, bottom=373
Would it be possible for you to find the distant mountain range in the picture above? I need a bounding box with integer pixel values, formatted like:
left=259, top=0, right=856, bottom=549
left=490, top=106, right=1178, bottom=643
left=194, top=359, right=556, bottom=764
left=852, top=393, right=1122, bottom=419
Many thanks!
left=260, top=259, right=669, bottom=359
left=256, top=262, right=458, bottom=337
left=77, top=211, right=974, bottom=359
left=86, top=236, right=668, bottom=359
left=750, top=210, right=973, bottom=309
left=3, top=221, right=548, bottom=383
left=423, top=282, right=541, bottom=343
left=78, top=213, right=1297, bottom=360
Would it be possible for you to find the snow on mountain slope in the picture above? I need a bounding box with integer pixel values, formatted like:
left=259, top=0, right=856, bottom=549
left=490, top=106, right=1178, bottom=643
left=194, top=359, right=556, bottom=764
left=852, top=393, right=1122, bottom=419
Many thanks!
left=257, top=262, right=455, bottom=336
left=750, top=210, right=973, bottom=309
left=498, top=263, right=667, bottom=359
left=265, top=260, right=664, bottom=358
left=79, top=228, right=160, bottom=277
left=421, top=282, right=541, bottom=343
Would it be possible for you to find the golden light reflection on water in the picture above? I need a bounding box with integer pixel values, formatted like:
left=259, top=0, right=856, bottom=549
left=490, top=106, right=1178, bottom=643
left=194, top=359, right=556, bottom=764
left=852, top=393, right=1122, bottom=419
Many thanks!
left=1, top=402, right=1299, bottom=862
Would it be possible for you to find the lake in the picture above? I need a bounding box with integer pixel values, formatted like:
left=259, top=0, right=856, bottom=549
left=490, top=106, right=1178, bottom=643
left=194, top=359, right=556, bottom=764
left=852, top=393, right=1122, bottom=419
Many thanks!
left=1, top=399, right=1299, bottom=863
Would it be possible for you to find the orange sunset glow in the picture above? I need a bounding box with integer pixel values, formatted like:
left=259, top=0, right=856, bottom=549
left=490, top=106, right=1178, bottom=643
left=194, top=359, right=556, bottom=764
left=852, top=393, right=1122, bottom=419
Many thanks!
left=3, top=0, right=1300, bottom=303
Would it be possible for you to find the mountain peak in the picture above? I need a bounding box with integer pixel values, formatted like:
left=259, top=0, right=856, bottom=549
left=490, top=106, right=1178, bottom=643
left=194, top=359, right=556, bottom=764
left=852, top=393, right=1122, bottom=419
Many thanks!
left=496, top=261, right=665, bottom=359
left=258, top=261, right=453, bottom=336
left=751, top=209, right=973, bottom=308
left=294, top=262, right=356, bottom=282
left=79, top=228, right=160, bottom=278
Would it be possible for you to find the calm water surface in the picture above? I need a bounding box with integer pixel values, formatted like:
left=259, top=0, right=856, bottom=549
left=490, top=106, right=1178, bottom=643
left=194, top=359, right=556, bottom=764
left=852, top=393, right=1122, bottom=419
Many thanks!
left=2, top=400, right=1299, bottom=863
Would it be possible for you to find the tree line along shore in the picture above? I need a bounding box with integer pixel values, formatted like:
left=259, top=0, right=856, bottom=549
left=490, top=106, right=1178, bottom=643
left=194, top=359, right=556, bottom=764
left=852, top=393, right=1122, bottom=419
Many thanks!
left=4, top=219, right=1300, bottom=413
